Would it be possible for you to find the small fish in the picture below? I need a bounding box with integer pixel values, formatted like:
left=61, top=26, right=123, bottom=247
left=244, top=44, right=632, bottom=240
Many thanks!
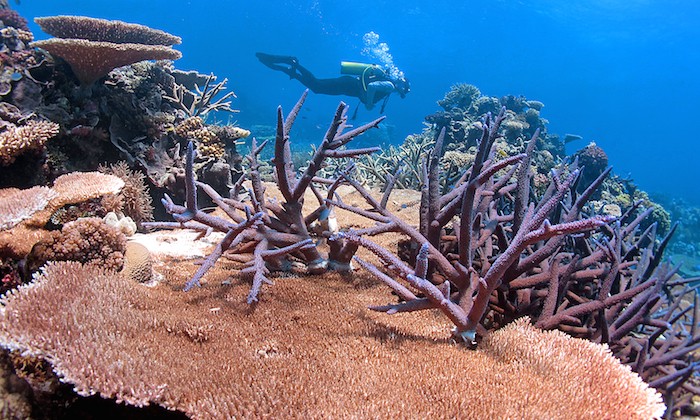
left=563, top=133, right=583, bottom=144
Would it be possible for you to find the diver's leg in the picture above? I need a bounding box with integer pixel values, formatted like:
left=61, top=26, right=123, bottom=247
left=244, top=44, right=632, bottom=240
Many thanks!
left=255, top=52, right=298, bottom=66
left=255, top=52, right=300, bottom=78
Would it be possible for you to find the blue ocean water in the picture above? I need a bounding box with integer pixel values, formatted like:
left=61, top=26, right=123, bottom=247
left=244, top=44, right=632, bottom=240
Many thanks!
left=15, top=0, right=700, bottom=206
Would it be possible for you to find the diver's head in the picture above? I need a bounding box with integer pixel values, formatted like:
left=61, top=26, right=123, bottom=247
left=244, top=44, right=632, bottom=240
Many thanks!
left=394, top=77, right=410, bottom=98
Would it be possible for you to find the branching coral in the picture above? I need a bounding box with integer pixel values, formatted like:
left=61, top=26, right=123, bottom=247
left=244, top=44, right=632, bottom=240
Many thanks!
left=0, top=120, right=59, bottom=165
left=98, top=161, right=153, bottom=226
left=26, top=217, right=127, bottom=271
left=164, top=73, right=238, bottom=118
left=326, top=108, right=698, bottom=414
left=145, top=91, right=383, bottom=302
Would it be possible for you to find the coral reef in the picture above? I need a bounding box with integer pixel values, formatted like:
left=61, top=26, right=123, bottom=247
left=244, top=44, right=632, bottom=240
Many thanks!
left=328, top=110, right=698, bottom=413
left=358, top=83, right=562, bottom=194
left=0, top=4, right=695, bottom=417
left=144, top=95, right=698, bottom=413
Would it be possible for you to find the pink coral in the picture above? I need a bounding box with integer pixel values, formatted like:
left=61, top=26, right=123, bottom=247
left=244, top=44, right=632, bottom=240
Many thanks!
left=27, top=217, right=127, bottom=272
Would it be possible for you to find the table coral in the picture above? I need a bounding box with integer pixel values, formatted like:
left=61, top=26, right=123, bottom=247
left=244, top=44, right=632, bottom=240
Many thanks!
left=0, top=261, right=666, bottom=419
left=32, top=15, right=181, bottom=85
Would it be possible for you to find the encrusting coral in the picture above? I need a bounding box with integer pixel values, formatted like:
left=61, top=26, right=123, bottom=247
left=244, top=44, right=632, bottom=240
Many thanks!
left=0, top=261, right=666, bottom=419
left=32, top=15, right=181, bottom=85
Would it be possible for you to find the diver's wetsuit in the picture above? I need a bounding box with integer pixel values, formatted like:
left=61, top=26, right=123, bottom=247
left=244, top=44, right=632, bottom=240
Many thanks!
left=256, top=52, right=392, bottom=109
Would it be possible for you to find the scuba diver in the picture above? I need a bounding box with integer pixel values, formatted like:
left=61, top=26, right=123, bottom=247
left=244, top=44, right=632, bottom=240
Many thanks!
left=256, top=52, right=410, bottom=113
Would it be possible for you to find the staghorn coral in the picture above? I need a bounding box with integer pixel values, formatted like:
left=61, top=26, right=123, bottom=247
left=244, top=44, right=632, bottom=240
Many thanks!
left=164, top=73, right=237, bottom=118
left=26, top=217, right=126, bottom=272
left=327, top=109, right=698, bottom=413
left=0, top=261, right=665, bottom=418
left=145, top=91, right=383, bottom=302
left=0, top=120, right=60, bottom=165
left=34, top=16, right=181, bottom=46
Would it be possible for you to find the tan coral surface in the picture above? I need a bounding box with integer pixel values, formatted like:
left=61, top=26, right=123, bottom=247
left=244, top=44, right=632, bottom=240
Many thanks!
left=0, top=255, right=664, bottom=419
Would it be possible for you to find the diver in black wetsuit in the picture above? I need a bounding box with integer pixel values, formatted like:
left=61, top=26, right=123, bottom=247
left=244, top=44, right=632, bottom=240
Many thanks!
left=256, top=52, right=410, bottom=112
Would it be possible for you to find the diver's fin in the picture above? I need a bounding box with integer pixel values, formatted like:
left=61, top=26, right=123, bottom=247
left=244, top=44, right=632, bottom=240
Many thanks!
left=351, top=102, right=360, bottom=120
left=380, top=95, right=390, bottom=114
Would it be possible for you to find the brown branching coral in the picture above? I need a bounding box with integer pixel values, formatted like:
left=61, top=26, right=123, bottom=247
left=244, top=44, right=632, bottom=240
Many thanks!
left=32, top=15, right=181, bottom=85
left=0, top=261, right=666, bottom=418
left=164, top=73, right=238, bottom=118
left=26, top=217, right=127, bottom=272
left=99, top=161, right=153, bottom=226
left=0, top=120, right=60, bottom=165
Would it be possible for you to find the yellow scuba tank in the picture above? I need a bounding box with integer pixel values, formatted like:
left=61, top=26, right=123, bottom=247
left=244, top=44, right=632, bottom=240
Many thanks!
left=340, top=62, right=383, bottom=91
left=339, top=61, right=376, bottom=75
